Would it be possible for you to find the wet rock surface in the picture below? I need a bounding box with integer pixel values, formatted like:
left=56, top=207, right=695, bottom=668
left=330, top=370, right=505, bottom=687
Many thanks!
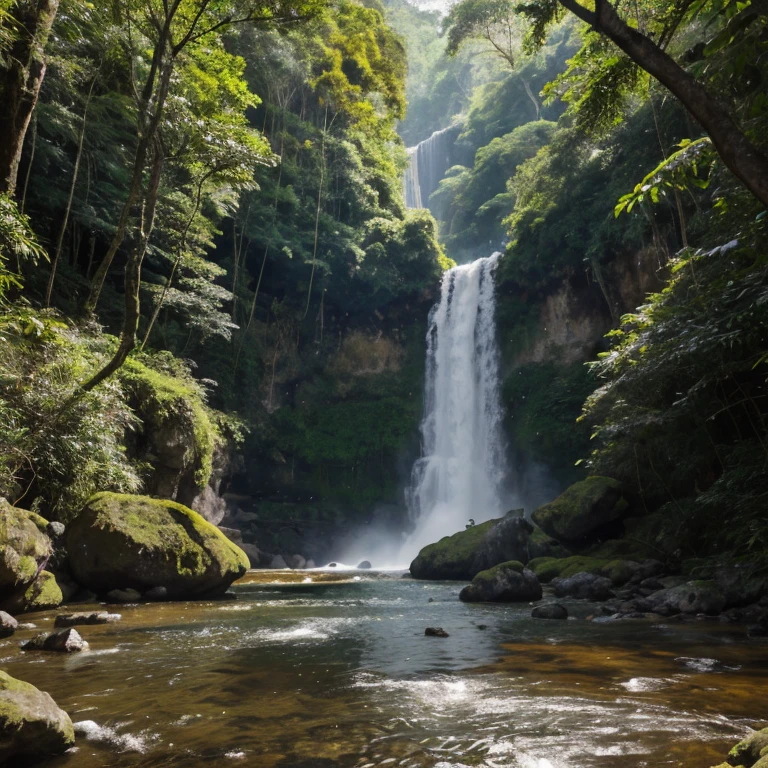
left=22, top=628, right=89, bottom=653
left=552, top=572, right=615, bottom=601
left=532, top=603, right=568, bottom=620
left=460, top=561, right=543, bottom=603
left=54, top=612, right=121, bottom=628
left=424, top=627, right=449, bottom=637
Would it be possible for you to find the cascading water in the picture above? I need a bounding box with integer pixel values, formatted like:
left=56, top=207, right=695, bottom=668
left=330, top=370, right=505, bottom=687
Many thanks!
left=403, top=124, right=461, bottom=210
left=399, top=251, right=512, bottom=560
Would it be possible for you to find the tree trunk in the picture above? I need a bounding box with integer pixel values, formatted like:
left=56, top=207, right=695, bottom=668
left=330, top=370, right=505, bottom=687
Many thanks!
left=0, top=0, right=60, bottom=195
left=557, top=0, right=768, bottom=208
left=81, top=144, right=164, bottom=392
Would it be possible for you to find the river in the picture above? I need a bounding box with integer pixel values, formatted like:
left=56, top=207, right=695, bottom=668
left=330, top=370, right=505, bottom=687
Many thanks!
left=2, top=570, right=763, bottom=767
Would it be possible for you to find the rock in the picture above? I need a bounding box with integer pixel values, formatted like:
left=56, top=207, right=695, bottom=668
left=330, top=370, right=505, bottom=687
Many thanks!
left=68, top=589, right=98, bottom=604
left=52, top=570, right=80, bottom=603
left=0, top=611, right=18, bottom=638
left=106, top=588, right=142, bottom=603
left=217, top=526, right=244, bottom=545
left=239, top=543, right=260, bottom=568
left=286, top=554, right=307, bottom=569
left=0, top=670, right=75, bottom=762
left=527, top=525, right=571, bottom=560
left=599, top=560, right=641, bottom=587
left=269, top=555, right=288, bottom=569
left=552, top=572, right=615, bottom=601
left=424, top=627, right=449, bottom=637
left=190, top=485, right=227, bottom=526
left=67, top=492, right=249, bottom=599
left=727, top=727, right=768, bottom=766
left=639, top=577, right=665, bottom=590
left=23, top=628, right=89, bottom=652
left=327, top=562, right=338, bottom=568
left=459, top=561, right=543, bottom=603
left=531, top=603, right=568, bottom=620
left=54, top=612, right=121, bottom=628
left=22, top=571, right=63, bottom=612
left=356, top=560, right=372, bottom=570
left=716, top=565, right=768, bottom=609
left=144, top=586, right=168, bottom=601
left=410, top=512, right=536, bottom=581
left=531, top=476, right=629, bottom=545
left=529, top=555, right=609, bottom=583
left=305, top=559, right=316, bottom=569
left=0, top=500, right=53, bottom=612
left=645, top=581, right=726, bottom=616
left=46, top=521, right=66, bottom=539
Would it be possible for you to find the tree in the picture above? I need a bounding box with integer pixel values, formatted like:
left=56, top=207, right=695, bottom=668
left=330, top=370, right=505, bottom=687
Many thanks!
left=0, top=0, right=61, bottom=194
left=517, top=0, right=768, bottom=208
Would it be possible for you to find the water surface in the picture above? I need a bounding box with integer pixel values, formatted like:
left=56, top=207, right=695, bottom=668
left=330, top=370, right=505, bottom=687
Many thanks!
left=2, top=571, right=765, bottom=767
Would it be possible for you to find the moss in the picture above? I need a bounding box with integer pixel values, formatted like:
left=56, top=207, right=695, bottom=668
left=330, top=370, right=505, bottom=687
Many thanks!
left=120, top=358, right=220, bottom=488
left=528, top=555, right=610, bottom=583
left=728, top=728, right=768, bottom=767
left=67, top=492, right=248, bottom=597
left=22, top=571, right=62, bottom=612
left=473, top=560, right=524, bottom=582
left=409, top=519, right=500, bottom=579
left=531, top=476, right=628, bottom=544
left=599, top=559, right=637, bottom=586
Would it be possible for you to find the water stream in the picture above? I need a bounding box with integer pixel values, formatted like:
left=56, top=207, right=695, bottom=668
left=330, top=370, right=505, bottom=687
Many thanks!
left=401, top=253, right=511, bottom=561
left=3, top=572, right=763, bottom=768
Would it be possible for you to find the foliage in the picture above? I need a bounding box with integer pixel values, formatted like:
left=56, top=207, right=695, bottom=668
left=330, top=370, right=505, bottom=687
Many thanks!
left=0, top=195, right=46, bottom=300
left=0, top=307, right=142, bottom=520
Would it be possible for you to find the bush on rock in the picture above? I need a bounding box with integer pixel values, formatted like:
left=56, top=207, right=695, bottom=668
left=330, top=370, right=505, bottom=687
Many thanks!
left=67, top=492, right=249, bottom=598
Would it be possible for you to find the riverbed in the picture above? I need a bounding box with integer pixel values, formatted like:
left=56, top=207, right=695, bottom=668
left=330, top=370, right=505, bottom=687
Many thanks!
left=2, top=571, right=765, bottom=767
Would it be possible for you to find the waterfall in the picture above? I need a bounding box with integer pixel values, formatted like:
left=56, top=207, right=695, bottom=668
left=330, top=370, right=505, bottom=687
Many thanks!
left=403, top=124, right=461, bottom=210
left=400, top=252, right=511, bottom=560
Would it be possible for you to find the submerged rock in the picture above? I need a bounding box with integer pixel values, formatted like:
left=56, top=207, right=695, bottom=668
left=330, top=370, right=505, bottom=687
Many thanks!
left=54, top=612, right=121, bottom=628
left=67, top=492, right=249, bottom=599
left=424, top=627, right=449, bottom=637
left=23, top=628, right=89, bottom=652
left=552, top=572, right=614, bottom=601
left=0, top=670, right=74, bottom=762
left=531, top=476, right=629, bottom=546
left=532, top=603, right=568, bottom=620
left=459, top=561, right=542, bottom=603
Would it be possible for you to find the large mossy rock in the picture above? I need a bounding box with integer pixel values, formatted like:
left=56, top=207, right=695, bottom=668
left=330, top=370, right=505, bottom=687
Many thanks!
left=409, top=512, right=536, bottom=580
left=727, top=727, right=768, bottom=767
left=531, top=476, right=629, bottom=545
left=0, top=671, right=74, bottom=762
left=459, top=561, right=542, bottom=603
left=0, top=500, right=53, bottom=613
left=67, top=493, right=249, bottom=598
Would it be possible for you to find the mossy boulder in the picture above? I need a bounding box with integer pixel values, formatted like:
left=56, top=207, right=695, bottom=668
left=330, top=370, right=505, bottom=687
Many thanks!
left=409, top=512, right=537, bottom=580
left=459, top=561, right=542, bottom=603
left=531, top=476, right=629, bottom=546
left=5, top=571, right=63, bottom=615
left=0, top=499, right=53, bottom=612
left=728, top=727, right=768, bottom=766
left=0, top=670, right=74, bottom=762
left=528, top=555, right=609, bottom=583
left=66, top=492, right=249, bottom=599
left=643, top=580, right=726, bottom=616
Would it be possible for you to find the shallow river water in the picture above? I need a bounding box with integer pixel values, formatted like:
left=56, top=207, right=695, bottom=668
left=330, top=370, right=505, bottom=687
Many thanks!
left=2, top=571, right=767, bottom=768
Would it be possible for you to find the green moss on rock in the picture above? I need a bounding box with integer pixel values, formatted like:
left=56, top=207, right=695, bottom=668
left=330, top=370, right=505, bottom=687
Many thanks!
left=728, top=728, right=768, bottom=767
left=528, top=555, right=610, bottom=583
left=459, top=560, right=541, bottom=603
left=67, top=492, right=249, bottom=598
left=531, top=476, right=628, bottom=545
left=0, top=670, right=74, bottom=761
left=21, top=571, right=63, bottom=612
left=409, top=519, right=500, bottom=580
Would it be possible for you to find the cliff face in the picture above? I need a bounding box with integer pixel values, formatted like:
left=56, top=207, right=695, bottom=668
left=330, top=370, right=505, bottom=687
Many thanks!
left=496, top=247, right=665, bottom=489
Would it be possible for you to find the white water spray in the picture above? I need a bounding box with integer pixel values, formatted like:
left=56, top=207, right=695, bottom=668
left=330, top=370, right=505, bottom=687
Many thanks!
left=399, top=252, right=512, bottom=561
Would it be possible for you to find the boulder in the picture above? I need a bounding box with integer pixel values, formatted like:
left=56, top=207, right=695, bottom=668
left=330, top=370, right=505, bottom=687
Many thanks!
left=356, top=560, right=372, bottom=570
left=67, top=493, right=249, bottom=599
left=459, top=561, right=542, bottom=603
left=269, top=555, right=288, bottom=569
left=552, top=572, right=614, bottom=601
left=410, top=512, right=537, bottom=581
left=0, top=611, right=18, bottom=638
left=528, top=526, right=571, bottom=560
left=727, top=727, right=768, bottom=766
left=424, top=627, right=449, bottom=637
left=642, top=581, right=726, bottom=616
left=531, top=477, right=629, bottom=545
left=144, top=586, right=168, bottom=601
left=54, top=612, right=121, bottom=628
left=217, top=526, right=243, bottom=545
left=305, top=559, right=316, bottom=569
left=106, top=588, right=142, bottom=604
left=0, top=500, right=53, bottom=612
left=286, top=554, right=307, bottom=569
left=20, top=571, right=63, bottom=612
left=239, top=543, right=260, bottom=568
left=23, top=628, right=89, bottom=652
left=715, top=565, right=768, bottom=609
left=0, top=671, right=74, bottom=762
left=532, top=603, right=568, bottom=620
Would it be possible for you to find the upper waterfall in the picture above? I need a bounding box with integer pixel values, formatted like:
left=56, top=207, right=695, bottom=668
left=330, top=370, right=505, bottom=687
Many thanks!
left=400, top=252, right=511, bottom=559
left=403, top=124, right=461, bottom=210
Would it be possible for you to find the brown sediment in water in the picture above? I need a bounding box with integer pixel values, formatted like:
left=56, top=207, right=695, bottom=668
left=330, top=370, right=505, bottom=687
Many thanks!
left=236, top=569, right=369, bottom=585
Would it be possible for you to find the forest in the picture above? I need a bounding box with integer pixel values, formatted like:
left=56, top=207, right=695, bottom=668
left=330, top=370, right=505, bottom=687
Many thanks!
left=1, top=0, right=768, bottom=766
